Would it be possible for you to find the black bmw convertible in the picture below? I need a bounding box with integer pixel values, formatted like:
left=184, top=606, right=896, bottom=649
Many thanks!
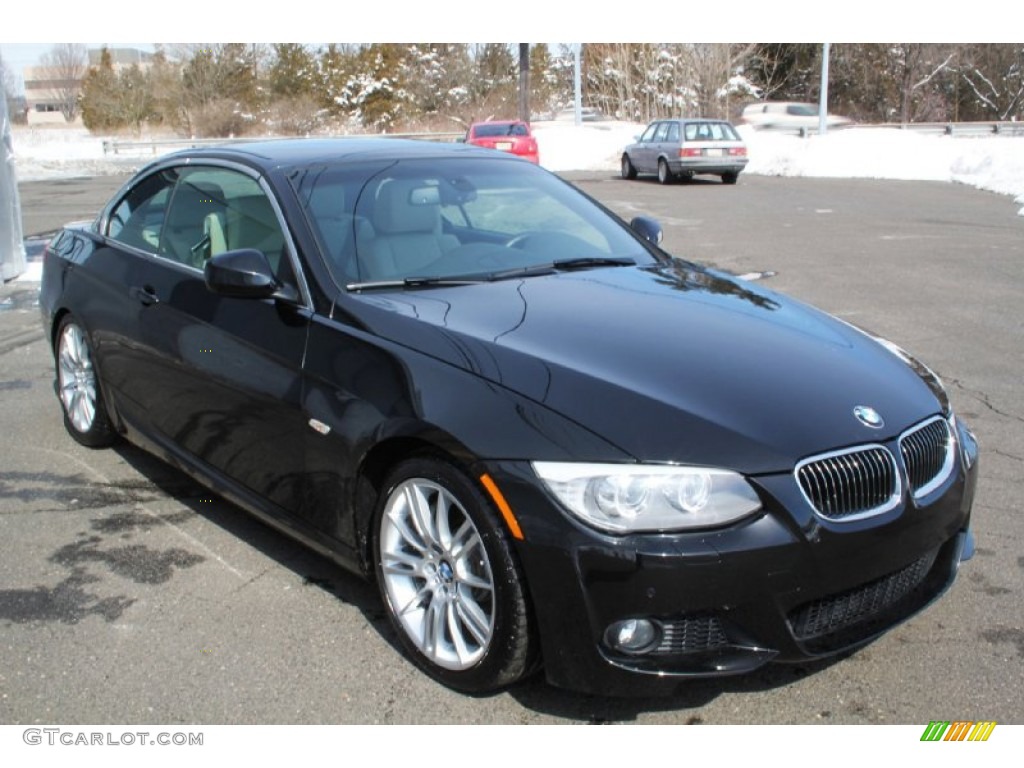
left=40, top=138, right=978, bottom=695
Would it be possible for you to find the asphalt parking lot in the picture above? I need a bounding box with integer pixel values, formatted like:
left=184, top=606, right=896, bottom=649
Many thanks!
left=1, top=171, right=1022, bottom=724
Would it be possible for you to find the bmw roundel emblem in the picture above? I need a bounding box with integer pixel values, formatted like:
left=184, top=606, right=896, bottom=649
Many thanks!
left=853, top=405, right=884, bottom=429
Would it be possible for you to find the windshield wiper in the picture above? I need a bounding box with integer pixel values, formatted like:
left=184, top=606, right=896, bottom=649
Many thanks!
left=347, top=258, right=637, bottom=290
left=346, top=276, right=486, bottom=291
left=486, top=257, right=636, bottom=282
left=551, top=256, right=636, bottom=270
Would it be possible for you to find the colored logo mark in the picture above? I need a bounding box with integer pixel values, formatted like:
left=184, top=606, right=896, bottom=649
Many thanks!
left=920, top=721, right=996, bottom=742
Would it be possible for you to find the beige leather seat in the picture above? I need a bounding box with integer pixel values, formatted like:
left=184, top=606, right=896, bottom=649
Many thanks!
left=161, top=181, right=227, bottom=268
left=362, top=179, right=458, bottom=280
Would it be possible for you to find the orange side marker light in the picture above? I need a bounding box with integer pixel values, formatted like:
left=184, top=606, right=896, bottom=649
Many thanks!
left=479, top=474, right=524, bottom=540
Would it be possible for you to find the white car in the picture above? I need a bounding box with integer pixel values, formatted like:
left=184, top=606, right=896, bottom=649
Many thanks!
left=742, top=102, right=853, bottom=132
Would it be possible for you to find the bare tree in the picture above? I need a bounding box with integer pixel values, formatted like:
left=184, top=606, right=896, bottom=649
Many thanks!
left=40, top=43, right=88, bottom=122
left=1, top=51, right=21, bottom=123
left=1, top=51, right=16, bottom=101
left=956, top=44, right=1024, bottom=121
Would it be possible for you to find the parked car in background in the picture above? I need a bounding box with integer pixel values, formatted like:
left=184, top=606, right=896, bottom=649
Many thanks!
left=741, top=102, right=853, bottom=132
left=465, top=120, right=539, bottom=164
left=40, top=139, right=977, bottom=697
left=621, top=119, right=748, bottom=185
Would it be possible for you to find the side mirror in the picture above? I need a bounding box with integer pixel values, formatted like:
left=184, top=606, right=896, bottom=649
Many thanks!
left=630, top=216, right=663, bottom=246
left=204, top=249, right=297, bottom=302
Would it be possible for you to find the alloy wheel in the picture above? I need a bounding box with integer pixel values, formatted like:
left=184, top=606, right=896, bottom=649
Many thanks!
left=378, top=478, right=496, bottom=671
left=58, top=323, right=98, bottom=434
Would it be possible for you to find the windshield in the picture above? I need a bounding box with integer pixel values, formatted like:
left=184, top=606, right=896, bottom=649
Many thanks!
left=683, top=122, right=741, bottom=141
left=473, top=123, right=528, bottom=137
left=290, top=156, right=659, bottom=288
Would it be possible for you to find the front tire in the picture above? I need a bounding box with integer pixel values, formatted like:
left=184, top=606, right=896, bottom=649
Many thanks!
left=621, top=154, right=637, bottom=180
left=373, top=457, right=535, bottom=693
left=55, top=315, right=116, bottom=448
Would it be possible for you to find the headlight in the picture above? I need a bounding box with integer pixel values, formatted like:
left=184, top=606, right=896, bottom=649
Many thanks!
left=532, top=462, right=762, bottom=533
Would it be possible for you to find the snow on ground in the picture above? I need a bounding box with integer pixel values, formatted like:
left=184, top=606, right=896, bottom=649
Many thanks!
left=535, top=120, right=1024, bottom=215
left=6, top=120, right=1024, bottom=283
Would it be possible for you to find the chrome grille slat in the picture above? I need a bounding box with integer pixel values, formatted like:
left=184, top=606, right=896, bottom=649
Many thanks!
left=900, top=416, right=954, bottom=498
left=796, top=445, right=900, bottom=521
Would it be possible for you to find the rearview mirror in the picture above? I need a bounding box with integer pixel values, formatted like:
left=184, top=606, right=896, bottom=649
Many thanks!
left=204, top=249, right=297, bottom=302
left=630, top=216, right=663, bottom=246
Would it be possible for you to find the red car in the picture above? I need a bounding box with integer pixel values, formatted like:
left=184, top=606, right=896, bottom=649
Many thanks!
left=465, top=120, right=540, bottom=164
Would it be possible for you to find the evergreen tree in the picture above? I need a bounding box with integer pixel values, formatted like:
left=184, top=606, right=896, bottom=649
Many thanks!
left=317, top=44, right=357, bottom=116
left=270, top=43, right=316, bottom=98
left=80, top=47, right=119, bottom=130
left=346, top=44, right=409, bottom=131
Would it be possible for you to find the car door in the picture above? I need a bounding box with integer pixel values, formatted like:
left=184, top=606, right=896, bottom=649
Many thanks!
left=634, top=122, right=659, bottom=173
left=650, top=121, right=672, bottom=168
left=101, top=162, right=312, bottom=516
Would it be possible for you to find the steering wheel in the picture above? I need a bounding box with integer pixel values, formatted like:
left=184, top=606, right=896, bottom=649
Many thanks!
left=505, top=231, right=550, bottom=250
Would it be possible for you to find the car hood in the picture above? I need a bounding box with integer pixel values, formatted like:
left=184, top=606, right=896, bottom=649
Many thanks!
left=347, top=262, right=945, bottom=474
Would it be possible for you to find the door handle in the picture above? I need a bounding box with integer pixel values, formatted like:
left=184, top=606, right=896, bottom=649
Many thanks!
left=130, top=285, right=160, bottom=306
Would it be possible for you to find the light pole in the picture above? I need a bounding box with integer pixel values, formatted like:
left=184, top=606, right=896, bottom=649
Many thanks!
left=819, top=42, right=831, bottom=136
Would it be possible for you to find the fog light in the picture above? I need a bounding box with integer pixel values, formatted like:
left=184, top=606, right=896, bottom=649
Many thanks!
left=605, top=618, right=660, bottom=655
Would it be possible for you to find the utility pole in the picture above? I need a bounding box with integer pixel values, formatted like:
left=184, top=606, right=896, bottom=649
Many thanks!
left=573, top=44, right=582, bottom=126
left=819, top=42, right=831, bottom=136
left=518, top=44, right=530, bottom=123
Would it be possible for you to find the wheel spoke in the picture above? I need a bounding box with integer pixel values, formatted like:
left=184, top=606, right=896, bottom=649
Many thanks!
left=455, top=595, right=492, bottom=646
left=405, top=485, right=438, bottom=549
left=447, top=600, right=472, bottom=664
left=422, top=595, right=445, bottom=660
left=435, top=493, right=453, bottom=551
left=382, top=548, right=427, bottom=577
left=388, top=504, right=428, bottom=555
left=456, top=570, right=492, bottom=592
left=450, top=529, right=481, bottom=562
left=397, top=583, right=432, bottom=617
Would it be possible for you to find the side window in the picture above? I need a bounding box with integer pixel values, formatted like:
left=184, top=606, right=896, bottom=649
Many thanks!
left=160, top=167, right=295, bottom=284
left=639, top=124, right=658, bottom=143
left=653, top=123, right=670, bottom=142
left=684, top=124, right=698, bottom=141
left=107, top=169, right=177, bottom=251
left=667, top=123, right=680, bottom=142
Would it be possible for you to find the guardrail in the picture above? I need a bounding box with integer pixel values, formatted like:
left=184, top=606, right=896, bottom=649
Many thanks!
left=860, top=121, right=1024, bottom=137
left=102, top=131, right=465, bottom=156
left=776, top=121, right=1024, bottom=138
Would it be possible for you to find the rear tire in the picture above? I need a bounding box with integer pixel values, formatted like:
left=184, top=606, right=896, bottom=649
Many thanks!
left=722, top=172, right=739, bottom=185
left=657, top=159, right=674, bottom=185
left=55, top=315, right=116, bottom=448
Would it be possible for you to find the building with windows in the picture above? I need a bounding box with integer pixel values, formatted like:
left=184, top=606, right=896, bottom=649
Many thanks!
left=23, top=47, right=153, bottom=125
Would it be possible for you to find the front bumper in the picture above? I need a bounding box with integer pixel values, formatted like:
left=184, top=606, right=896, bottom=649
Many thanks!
left=486, top=419, right=978, bottom=696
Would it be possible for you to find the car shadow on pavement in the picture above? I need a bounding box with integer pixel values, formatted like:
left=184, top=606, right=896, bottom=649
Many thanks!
left=108, top=441, right=401, bottom=643
left=107, top=440, right=850, bottom=718
left=505, top=652, right=848, bottom=720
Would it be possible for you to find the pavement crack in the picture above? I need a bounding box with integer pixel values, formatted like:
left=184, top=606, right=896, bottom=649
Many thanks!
left=989, top=448, right=1024, bottom=463
left=947, top=377, right=1024, bottom=425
